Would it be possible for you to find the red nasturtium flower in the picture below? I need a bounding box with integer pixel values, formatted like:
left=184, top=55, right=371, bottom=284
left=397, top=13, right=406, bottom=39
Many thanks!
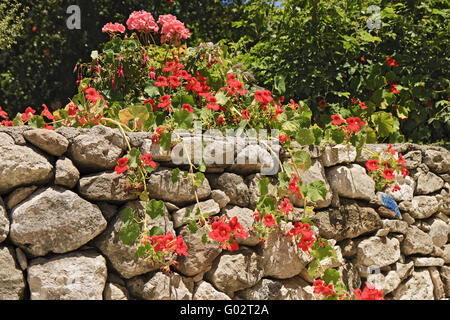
left=278, top=135, right=290, bottom=144
left=331, top=114, right=345, bottom=126
left=386, top=57, right=398, bottom=67
left=359, top=101, right=368, bottom=109
left=1, top=120, right=13, bottom=126
left=382, top=168, right=395, bottom=180
left=241, top=109, right=250, bottom=120
left=280, top=198, right=294, bottom=215
left=365, top=159, right=380, bottom=171
left=209, top=220, right=231, bottom=243
left=155, top=76, right=169, bottom=87
left=0, top=106, right=8, bottom=119
left=254, top=90, right=273, bottom=106
left=140, top=153, right=157, bottom=168
left=41, top=104, right=55, bottom=121
left=206, top=96, right=220, bottom=111
left=22, top=107, right=36, bottom=122
left=175, top=235, right=188, bottom=256
left=216, top=115, right=226, bottom=126
left=182, top=104, right=193, bottom=113
left=313, top=280, right=336, bottom=298
left=389, top=84, right=399, bottom=94
left=392, top=183, right=401, bottom=192
left=354, top=282, right=384, bottom=300
left=115, top=157, right=129, bottom=174
left=263, top=214, right=276, bottom=227
left=346, top=117, right=364, bottom=132
left=228, top=216, right=249, bottom=240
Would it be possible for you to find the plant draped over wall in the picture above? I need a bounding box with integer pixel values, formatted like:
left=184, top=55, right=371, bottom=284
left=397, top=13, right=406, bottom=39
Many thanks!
left=0, top=8, right=416, bottom=301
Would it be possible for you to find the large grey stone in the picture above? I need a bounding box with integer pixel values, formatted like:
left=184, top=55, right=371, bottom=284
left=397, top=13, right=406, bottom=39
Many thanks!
left=429, top=219, right=449, bottom=247
left=94, top=200, right=174, bottom=279
left=127, top=272, right=193, bottom=300
left=147, top=169, right=211, bottom=206
left=321, top=144, right=356, bottom=167
left=415, top=170, right=444, bottom=195
left=441, top=266, right=450, bottom=297
left=356, top=236, right=401, bottom=268
left=9, top=187, right=107, bottom=256
left=412, top=257, right=444, bottom=267
left=78, top=171, right=139, bottom=202
left=193, top=281, right=231, bottom=300
left=386, top=175, right=415, bottom=202
left=236, top=277, right=313, bottom=300
left=326, top=164, right=375, bottom=200
left=208, top=172, right=250, bottom=207
left=0, top=197, right=8, bottom=243
left=392, top=269, right=435, bottom=300
left=27, top=251, right=107, bottom=300
left=0, top=132, right=14, bottom=146
left=55, top=157, right=80, bottom=189
left=23, top=128, right=69, bottom=156
left=423, top=148, right=450, bottom=174
left=104, top=282, right=130, bottom=300
left=402, top=226, right=434, bottom=255
left=68, top=125, right=126, bottom=172
left=5, top=186, right=38, bottom=210
left=311, top=201, right=382, bottom=241
left=0, top=144, right=53, bottom=194
left=0, top=246, right=25, bottom=300
left=401, top=196, right=440, bottom=220
left=403, top=150, right=422, bottom=169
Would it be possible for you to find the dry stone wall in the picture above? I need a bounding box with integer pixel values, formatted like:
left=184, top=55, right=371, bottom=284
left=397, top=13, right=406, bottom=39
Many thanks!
left=0, top=125, right=449, bottom=300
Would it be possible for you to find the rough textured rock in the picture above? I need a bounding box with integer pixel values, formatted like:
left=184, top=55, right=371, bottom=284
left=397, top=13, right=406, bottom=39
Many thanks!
left=321, top=144, right=356, bottom=167
left=68, top=125, right=126, bottom=172
left=429, top=267, right=445, bottom=300
left=429, top=219, right=448, bottom=247
left=54, top=126, right=81, bottom=143
left=261, top=230, right=313, bottom=279
left=393, top=269, right=435, bottom=300
left=208, top=172, right=250, bottom=207
left=104, top=282, right=130, bottom=300
left=27, top=251, right=107, bottom=300
left=55, top=157, right=80, bottom=189
left=311, top=201, right=382, bottom=241
left=176, top=225, right=222, bottom=277
left=140, top=138, right=171, bottom=162
left=0, top=246, right=25, bottom=300
left=96, top=202, right=118, bottom=221
left=441, top=266, right=450, bottom=297
left=0, top=144, right=53, bottom=194
left=386, top=175, right=415, bottom=202
left=382, top=220, right=408, bottom=234
left=221, top=206, right=259, bottom=246
left=23, top=129, right=69, bottom=156
left=230, top=143, right=279, bottom=175
left=0, top=198, right=9, bottom=243
left=326, top=164, right=376, bottom=200
left=443, top=245, right=450, bottom=264
left=15, top=248, right=27, bottom=270
left=357, top=236, right=401, bottom=268
left=0, top=126, right=32, bottom=145
left=193, top=281, right=231, bottom=300
left=9, top=187, right=107, bottom=256
left=210, top=189, right=230, bottom=209
left=236, top=277, right=312, bottom=300
left=338, top=262, right=361, bottom=294
left=439, top=189, right=450, bottom=215
left=403, top=150, right=422, bottom=169
left=415, top=170, right=444, bottom=195
left=94, top=200, right=174, bottom=279
left=402, top=196, right=440, bottom=219
left=377, top=206, right=398, bottom=219
left=5, top=185, right=38, bottom=210
left=412, top=257, right=444, bottom=267
left=205, top=247, right=264, bottom=296
left=402, top=226, right=434, bottom=255
left=78, top=171, right=139, bottom=202
left=0, top=132, right=15, bottom=146
left=423, top=149, right=450, bottom=174
left=172, top=199, right=220, bottom=228
left=147, top=169, right=211, bottom=206
left=127, top=272, right=193, bottom=300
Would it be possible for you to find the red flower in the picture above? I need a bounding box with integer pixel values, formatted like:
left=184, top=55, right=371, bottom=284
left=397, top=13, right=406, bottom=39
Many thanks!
left=182, top=104, right=194, bottom=113
left=389, top=84, right=399, bottom=94
left=365, top=159, right=380, bottom=171
left=0, top=106, right=8, bottom=119
left=115, top=157, right=129, bottom=175
left=331, top=114, right=345, bottom=126
left=278, top=135, right=290, bottom=144
left=216, top=115, right=226, bottom=126
left=155, top=76, right=169, bottom=87
left=41, top=104, right=55, bottom=121
left=317, top=99, right=328, bottom=108
left=127, top=10, right=159, bottom=34
left=206, top=96, right=220, bottom=111
left=169, top=75, right=182, bottom=88
left=253, top=211, right=261, bottom=222
left=382, top=168, right=395, bottom=180
left=85, top=88, right=104, bottom=103
left=158, top=15, right=191, bottom=45
left=228, top=216, right=248, bottom=240
left=392, top=184, right=401, bottom=192
left=386, top=57, right=398, bottom=67
left=425, top=99, right=433, bottom=108
left=158, top=95, right=172, bottom=111
left=360, top=57, right=365, bottom=62
left=1, top=120, right=13, bottom=127
left=346, top=117, right=363, bottom=132
left=241, top=109, right=250, bottom=120
left=22, top=107, right=36, bottom=122
left=32, top=26, right=37, bottom=32
left=140, top=153, right=157, bottom=168
left=209, top=220, right=231, bottom=243
left=313, top=280, right=336, bottom=298
left=386, top=144, right=396, bottom=155
left=254, top=90, right=273, bottom=106
left=351, top=98, right=359, bottom=104
left=102, top=22, right=126, bottom=33
left=359, top=101, right=368, bottom=109
left=354, top=282, right=384, bottom=300
left=280, top=198, right=294, bottom=215
left=176, top=235, right=188, bottom=256
left=263, top=214, right=276, bottom=227
left=43, top=124, right=54, bottom=130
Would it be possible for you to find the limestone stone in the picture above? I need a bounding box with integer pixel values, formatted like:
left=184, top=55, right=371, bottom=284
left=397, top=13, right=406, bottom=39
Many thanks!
left=5, top=185, right=38, bottom=210
left=0, top=126, right=32, bottom=145
left=404, top=196, right=440, bottom=219
left=338, top=239, right=358, bottom=258
left=441, top=266, right=450, bottom=297
left=0, top=246, right=25, bottom=300
left=338, top=262, right=361, bottom=294
left=96, top=202, right=118, bottom=221
left=392, top=269, right=435, bottom=300
left=68, top=125, right=126, bottom=172
left=221, top=206, right=259, bottom=246
left=382, top=220, right=408, bottom=234
left=311, top=201, right=382, bottom=241
left=415, top=171, right=444, bottom=195
left=429, top=267, right=445, bottom=300
left=205, top=247, right=264, bottom=296
left=104, top=283, right=130, bottom=300
left=230, top=144, right=279, bottom=175
left=78, top=171, right=139, bottom=202
left=0, top=144, right=53, bottom=194
left=208, top=172, right=250, bottom=207
left=140, top=138, right=172, bottom=162
left=23, top=128, right=69, bottom=156
left=172, top=199, right=220, bottom=228
left=321, top=144, right=356, bottom=167
left=193, top=281, right=231, bottom=300
left=403, top=150, right=422, bottom=169
left=94, top=201, right=175, bottom=279
left=443, top=245, right=450, bottom=263
left=176, top=225, right=222, bottom=277
left=356, top=236, right=401, bottom=268
left=54, top=126, right=81, bottom=143
left=210, top=189, right=230, bottom=209
left=377, top=206, right=398, bottom=219
left=125, top=132, right=152, bottom=149
left=412, top=257, right=444, bottom=267
left=386, top=175, right=415, bottom=202
left=439, top=189, right=450, bottom=215
left=9, top=186, right=107, bottom=256
left=326, top=164, right=375, bottom=200
left=236, top=277, right=313, bottom=300
left=27, top=251, right=107, bottom=300
left=55, top=157, right=80, bottom=189
left=423, top=148, right=450, bottom=174
left=147, top=168, right=211, bottom=206
left=0, top=197, right=8, bottom=243
left=15, top=247, right=27, bottom=271
left=261, top=230, right=313, bottom=279
left=429, top=219, right=449, bottom=247
left=0, top=132, right=14, bottom=146
left=402, top=226, right=434, bottom=255
left=127, top=272, right=193, bottom=300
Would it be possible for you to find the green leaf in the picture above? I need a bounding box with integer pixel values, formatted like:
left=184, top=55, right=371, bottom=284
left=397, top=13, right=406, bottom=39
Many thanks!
left=322, top=268, right=341, bottom=285
left=305, top=180, right=328, bottom=202
left=199, top=158, right=207, bottom=173
left=159, top=132, right=172, bottom=150
left=144, top=82, right=160, bottom=98
left=330, top=128, right=345, bottom=144
left=146, top=199, right=165, bottom=220
left=119, top=222, right=140, bottom=246
left=274, top=74, right=286, bottom=94
left=183, top=208, right=192, bottom=222
left=188, top=220, right=199, bottom=234
left=173, top=109, right=193, bottom=130
left=148, top=226, right=164, bottom=237
left=312, top=125, right=323, bottom=145
left=258, top=178, right=269, bottom=197
left=139, top=191, right=149, bottom=201
left=307, top=259, right=319, bottom=278
left=295, top=128, right=315, bottom=146
left=278, top=172, right=289, bottom=189
left=281, top=121, right=299, bottom=136
left=128, top=148, right=140, bottom=169
left=215, top=91, right=229, bottom=105
left=119, top=207, right=134, bottom=223
left=292, top=150, right=311, bottom=171
left=193, top=172, right=205, bottom=187
left=201, top=233, right=208, bottom=244
left=28, top=115, right=45, bottom=128
left=372, top=111, right=395, bottom=137
left=118, top=105, right=149, bottom=126
left=171, top=168, right=180, bottom=184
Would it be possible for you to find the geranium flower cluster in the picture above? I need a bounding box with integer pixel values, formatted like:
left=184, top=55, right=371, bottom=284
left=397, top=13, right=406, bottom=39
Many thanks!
left=354, top=282, right=384, bottom=300
left=365, top=144, right=409, bottom=192
left=60, top=88, right=107, bottom=127
left=126, top=10, right=159, bottom=34
left=286, top=221, right=316, bottom=252
left=158, top=14, right=191, bottom=45
left=140, top=231, right=188, bottom=259
left=313, top=280, right=383, bottom=300
left=208, top=215, right=249, bottom=251
left=331, top=114, right=366, bottom=137
left=102, top=22, right=126, bottom=34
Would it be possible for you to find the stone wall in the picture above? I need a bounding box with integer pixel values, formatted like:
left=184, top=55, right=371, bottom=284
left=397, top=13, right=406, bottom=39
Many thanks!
left=0, top=125, right=449, bottom=300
